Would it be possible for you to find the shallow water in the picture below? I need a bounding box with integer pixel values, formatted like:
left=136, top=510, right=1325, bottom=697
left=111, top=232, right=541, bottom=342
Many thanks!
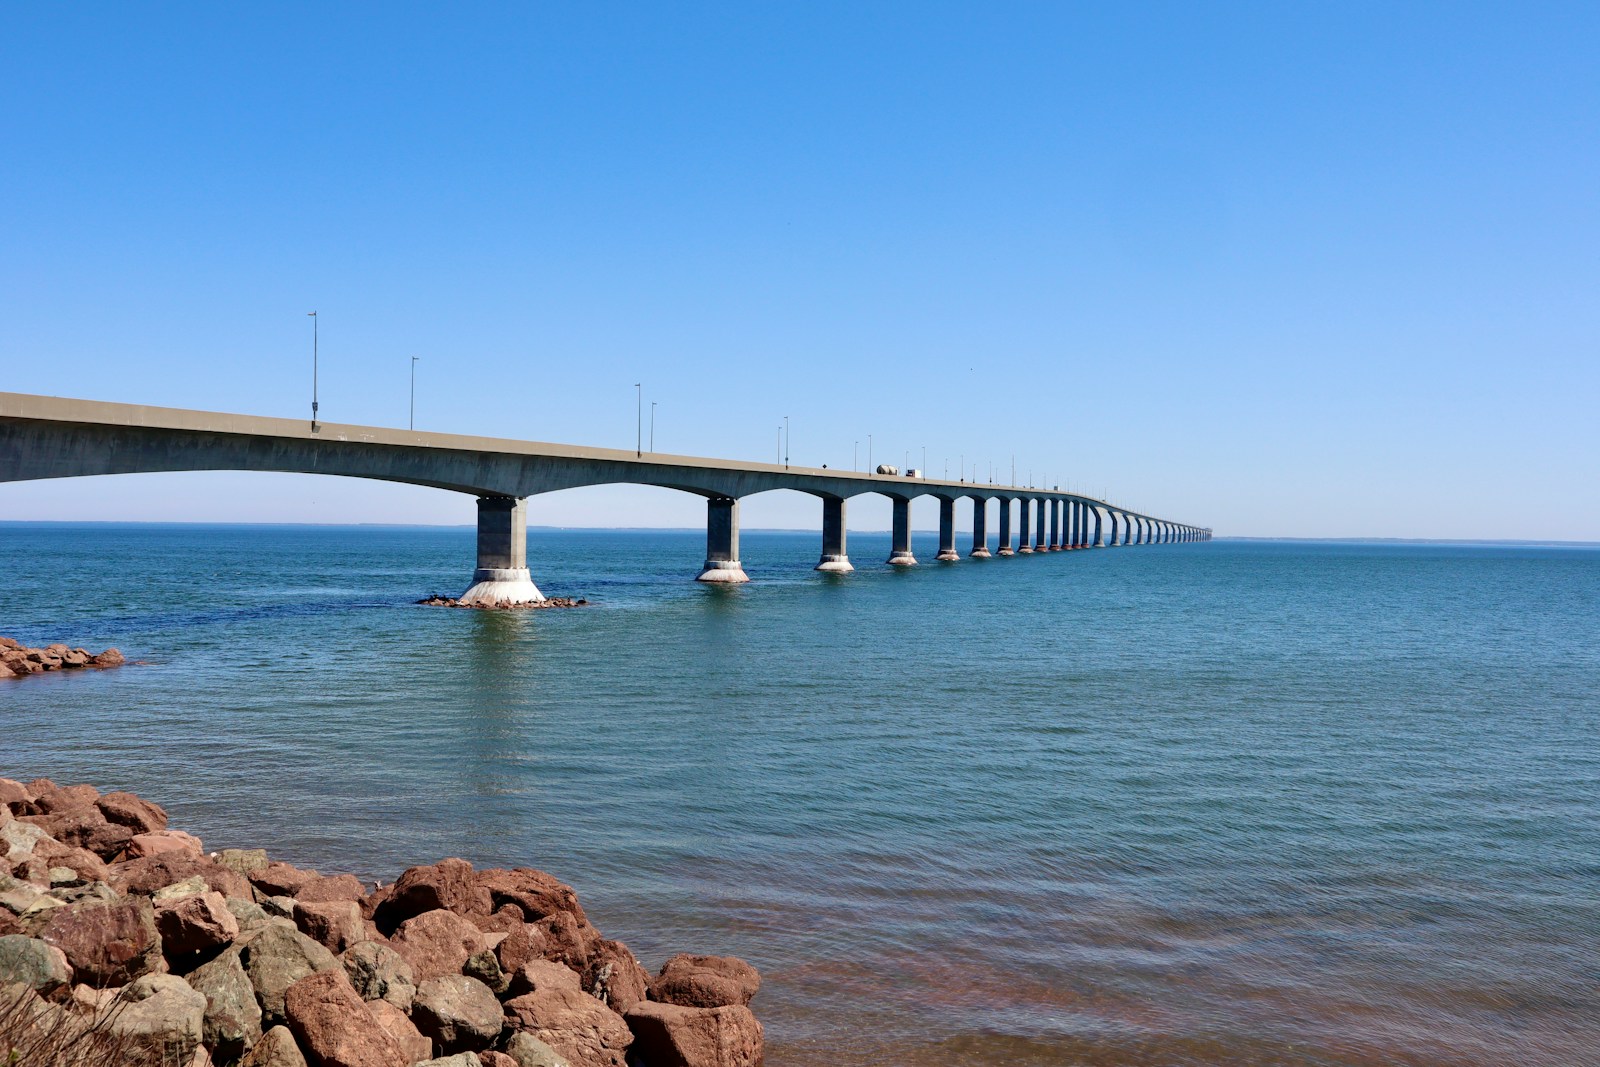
left=2, top=524, right=1597, bottom=1066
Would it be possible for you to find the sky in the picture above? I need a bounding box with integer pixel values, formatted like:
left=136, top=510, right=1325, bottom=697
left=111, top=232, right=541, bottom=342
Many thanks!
left=2, top=3, right=1596, bottom=538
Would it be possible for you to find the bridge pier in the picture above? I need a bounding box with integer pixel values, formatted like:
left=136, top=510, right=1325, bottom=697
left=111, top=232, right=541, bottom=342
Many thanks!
left=698, top=496, right=750, bottom=583
left=969, top=497, right=990, bottom=558
left=1092, top=505, right=1103, bottom=547
left=1017, top=499, right=1033, bottom=553
left=459, top=495, right=545, bottom=605
left=1064, top=500, right=1076, bottom=549
left=815, top=497, right=853, bottom=573
left=1034, top=498, right=1047, bottom=553
left=997, top=499, right=1014, bottom=556
left=1047, top=499, right=1060, bottom=550
left=888, top=497, right=917, bottom=566
left=936, top=497, right=961, bottom=561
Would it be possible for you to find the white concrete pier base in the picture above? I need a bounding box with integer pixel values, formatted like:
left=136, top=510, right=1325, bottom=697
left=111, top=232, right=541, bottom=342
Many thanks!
left=815, top=497, right=854, bottom=572
left=459, top=567, right=545, bottom=605
left=460, top=496, right=547, bottom=604
left=815, top=554, right=855, bottom=574
left=698, top=496, right=751, bottom=583
left=887, top=497, right=917, bottom=566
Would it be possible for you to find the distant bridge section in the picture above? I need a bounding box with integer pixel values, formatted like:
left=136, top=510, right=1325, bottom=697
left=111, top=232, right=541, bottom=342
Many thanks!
left=0, top=392, right=1210, bottom=603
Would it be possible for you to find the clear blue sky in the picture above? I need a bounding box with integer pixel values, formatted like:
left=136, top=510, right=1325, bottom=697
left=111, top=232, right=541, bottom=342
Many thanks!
left=3, top=3, right=1596, bottom=538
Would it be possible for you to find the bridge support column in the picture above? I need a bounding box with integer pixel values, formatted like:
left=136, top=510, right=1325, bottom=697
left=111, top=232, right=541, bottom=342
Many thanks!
left=1047, top=500, right=1060, bottom=550
left=969, top=498, right=990, bottom=558
left=459, top=495, right=545, bottom=605
left=888, top=497, right=917, bottom=566
left=1092, top=506, right=1103, bottom=547
left=1065, top=501, right=1076, bottom=549
left=1017, top=499, right=1033, bottom=553
left=1076, top=502, right=1087, bottom=548
left=698, top=496, right=750, bottom=583
left=936, top=497, right=960, bottom=561
left=815, top=497, right=853, bottom=573
left=997, top=499, right=1014, bottom=556
left=1034, top=499, right=1047, bottom=552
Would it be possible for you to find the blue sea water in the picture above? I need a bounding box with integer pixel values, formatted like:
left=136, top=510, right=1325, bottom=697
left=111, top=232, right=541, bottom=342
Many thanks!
left=2, top=523, right=1597, bottom=1066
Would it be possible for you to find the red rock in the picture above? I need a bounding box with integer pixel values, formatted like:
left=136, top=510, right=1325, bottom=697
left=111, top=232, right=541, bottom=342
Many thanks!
left=624, top=1001, right=763, bottom=1067
left=376, top=858, right=482, bottom=928
left=156, top=889, right=240, bottom=958
left=127, top=829, right=205, bottom=858
left=294, top=899, right=364, bottom=954
left=0, top=662, right=14, bottom=679
left=251, top=862, right=320, bottom=897
left=0, top=636, right=17, bottom=650
left=60, top=649, right=91, bottom=668
left=24, top=808, right=133, bottom=861
left=495, top=919, right=541, bottom=975
left=295, top=873, right=366, bottom=904
left=359, top=881, right=394, bottom=921
left=480, top=1053, right=518, bottom=1067
left=35, top=896, right=162, bottom=985
left=1, top=652, right=36, bottom=676
left=24, top=779, right=57, bottom=795
left=365, top=998, right=431, bottom=1062
left=91, top=648, right=126, bottom=668
left=34, top=784, right=100, bottom=813
left=97, top=791, right=170, bottom=833
left=585, top=940, right=649, bottom=1014
left=45, top=846, right=112, bottom=885
left=503, top=977, right=632, bottom=1067
left=476, top=868, right=587, bottom=924
left=113, top=853, right=254, bottom=900
left=411, top=974, right=504, bottom=1053
left=283, top=970, right=408, bottom=1067
left=390, top=908, right=488, bottom=983
left=650, top=955, right=761, bottom=1009
left=533, top=909, right=599, bottom=971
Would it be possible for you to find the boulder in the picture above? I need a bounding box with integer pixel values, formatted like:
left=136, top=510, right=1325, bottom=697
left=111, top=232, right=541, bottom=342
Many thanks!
left=61, top=648, right=92, bottom=668
left=583, top=941, right=648, bottom=1014
left=242, top=1024, right=312, bottom=1067
left=417, top=1056, right=484, bottom=1067
left=157, top=887, right=240, bottom=962
left=283, top=970, right=409, bottom=1067
left=481, top=1053, right=519, bottom=1067
left=375, top=858, right=484, bottom=930
left=25, top=808, right=133, bottom=860
left=189, top=947, right=265, bottom=1059
left=507, top=959, right=582, bottom=999
left=0, top=872, right=45, bottom=915
left=94, top=791, right=168, bottom=833
left=34, top=895, right=162, bottom=985
left=502, top=980, right=631, bottom=1067
left=391, top=908, right=488, bottom=983
left=0, top=778, right=31, bottom=809
left=531, top=910, right=598, bottom=972
left=475, top=869, right=585, bottom=924
left=294, top=899, right=364, bottom=954
left=650, top=955, right=760, bottom=1009
left=107, top=972, right=209, bottom=1062
left=251, top=861, right=320, bottom=898
left=34, top=783, right=99, bottom=814
left=296, top=873, right=367, bottom=904
left=341, top=939, right=417, bottom=1011
left=464, top=948, right=509, bottom=995
left=623, top=1002, right=763, bottom=1067
left=128, top=829, right=205, bottom=859
left=113, top=852, right=253, bottom=900
left=367, top=996, right=432, bottom=1061
left=494, top=920, right=541, bottom=975
left=92, top=648, right=127, bottom=668
left=0, top=933, right=73, bottom=996
left=503, top=1032, right=573, bottom=1067
left=46, top=845, right=112, bottom=885
left=240, top=922, right=342, bottom=1024
left=216, top=848, right=271, bottom=877
left=412, top=974, right=504, bottom=1053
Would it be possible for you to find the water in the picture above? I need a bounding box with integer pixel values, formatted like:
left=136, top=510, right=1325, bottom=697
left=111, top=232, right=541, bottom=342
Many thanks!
left=2, top=523, right=1597, bottom=1067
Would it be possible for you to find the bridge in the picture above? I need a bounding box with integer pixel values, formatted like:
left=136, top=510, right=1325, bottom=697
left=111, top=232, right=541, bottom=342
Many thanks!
left=0, top=392, right=1210, bottom=604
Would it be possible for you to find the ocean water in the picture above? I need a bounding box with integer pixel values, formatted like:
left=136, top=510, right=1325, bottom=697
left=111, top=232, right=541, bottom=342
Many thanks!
left=2, top=523, right=1597, bottom=1067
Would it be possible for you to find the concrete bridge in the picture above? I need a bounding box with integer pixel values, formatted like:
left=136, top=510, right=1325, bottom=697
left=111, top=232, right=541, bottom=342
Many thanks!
left=0, top=392, right=1211, bottom=604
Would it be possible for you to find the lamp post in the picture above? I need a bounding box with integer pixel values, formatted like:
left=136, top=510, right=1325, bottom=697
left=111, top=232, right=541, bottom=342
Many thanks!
left=409, top=356, right=419, bottom=430
left=307, top=311, right=318, bottom=431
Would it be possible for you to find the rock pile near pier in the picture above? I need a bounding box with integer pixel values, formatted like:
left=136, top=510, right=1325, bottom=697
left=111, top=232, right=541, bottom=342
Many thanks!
left=1, top=778, right=762, bottom=1067
left=0, top=636, right=125, bottom=680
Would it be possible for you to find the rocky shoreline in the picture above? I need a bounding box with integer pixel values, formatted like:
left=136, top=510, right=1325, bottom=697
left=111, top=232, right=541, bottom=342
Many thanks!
left=415, top=597, right=589, bottom=610
left=0, top=778, right=762, bottom=1067
left=0, top=637, right=126, bottom=680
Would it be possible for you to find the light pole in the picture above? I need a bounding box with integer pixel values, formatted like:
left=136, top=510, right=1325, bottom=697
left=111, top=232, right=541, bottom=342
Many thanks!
left=307, top=311, right=318, bottom=431
left=960, top=453, right=964, bottom=483
left=650, top=402, right=656, bottom=452
left=635, top=383, right=642, bottom=456
left=409, top=356, right=419, bottom=430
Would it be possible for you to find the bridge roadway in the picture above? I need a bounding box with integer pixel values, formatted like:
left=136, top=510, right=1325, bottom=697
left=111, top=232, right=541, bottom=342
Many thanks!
left=0, top=392, right=1211, bottom=603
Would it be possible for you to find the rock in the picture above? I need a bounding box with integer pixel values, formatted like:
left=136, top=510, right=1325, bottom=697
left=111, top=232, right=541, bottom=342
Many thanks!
left=226, top=896, right=274, bottom=928
left=650, top=955, right=760, bottom=1009
left=113, top=852, right=254, bottom=900
left=251, top=861, right=320, bottom=898
left=412, top=974, right=504, bottom=1053
left=0, top=933, right=73, bottom=996
left=34, top=783, right=100, bottom=814
left=240, top=922, right=343, bottom=1024
left=88, top=790, right=165, bottom=834
left=242, top=1024, right=312, bottom=1067
left=508, top=958, right=582, bottom=998
left=481, top=1054, right=518, bottom=1067
left=495, top=919, right=541, bottom=975
left=376, top=858, right=483, bottom=930
left=153, top=875, right=210, bottom=902
left=391, top=908, right=489, bottom=983
left=92, top=648, right=127, bottom=668
left=503, top=981, right=631, bottom=1067
left=296, top=873, right=366, bottom=904
left=46, top=845, right=112, bottom=885
left=418, top=1056, right=484, bottom=1067
left=216, top=847, right=271, bottom=876
left=156, top=888, right=240, bottom=959
left=107, top=972, right=209, bottom=1062
left=189, top=947, right=265, bottom=1059
left=583, top=941, right=648, bottom=1014
left=294, top=899, right=364, bottom=954
left=475, top=869, right=585, bottom=924
left=0, top=873, right=45, bottom=915
left=341, top=939, right=418, bottom=1011
left=531, top=910, right=598, bottom=972
left=464, top=948, right=509, bottom=994
left=0, top=778, right=31, bottom=808
left=623, top=1002, right=763, bottom=1067
left=262, top=894, right=298, bottom=919
left=0, top=661, right=14, bottom=679
left=61, top=648, right=92, bottom=668
left=128, top=829, right=205, bottom=858
left=283, top=970, right=409, bottom=1067
left=503, top=1032, right=573, bottom=1067
left=34, top=895, right=162, bottom=985
left=26, top=808, right=133, bottom=860
left=367, top=997, right=432, bottom=1062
